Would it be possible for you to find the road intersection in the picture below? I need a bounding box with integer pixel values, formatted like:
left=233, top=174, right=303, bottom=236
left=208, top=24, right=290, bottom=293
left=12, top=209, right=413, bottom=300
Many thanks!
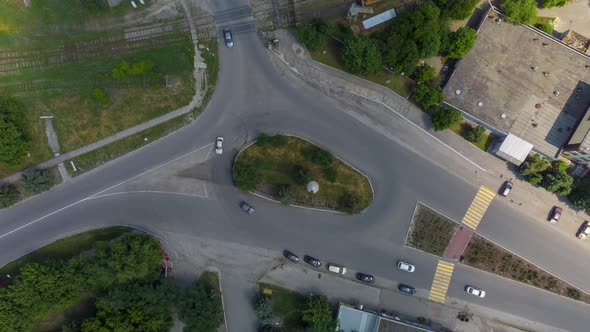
left=0, top=1, right=589, bottom=331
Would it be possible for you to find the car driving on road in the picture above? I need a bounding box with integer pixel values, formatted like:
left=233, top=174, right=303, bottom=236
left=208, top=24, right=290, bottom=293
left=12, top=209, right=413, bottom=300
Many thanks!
left=356, top=272, right=375, bottom=284
left=327, top=263, right=346, bottom=275
left=215, top=137, right=224, bottom=154
left=304, top=255, right=321, bottom=268
left=223, top=28, right=233, bottom=48
left=240, top=201, right=255, bottom=215
left=465, top=285, right=486, bottom=298
left=549, top=206, right=562, bottom=224
left=397, top=260, right=415, bottom=272
left=283, top=250, right=299, bottom=263
left=398, top=284, right=416, bottom=295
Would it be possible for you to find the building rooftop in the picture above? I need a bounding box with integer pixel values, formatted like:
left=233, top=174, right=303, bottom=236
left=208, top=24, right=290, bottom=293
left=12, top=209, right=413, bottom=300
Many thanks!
left=567, top=105, right=590, bottom=150
left=444, top=10, right=590, bottom=158
left=336, top=305, right=433, bottom=332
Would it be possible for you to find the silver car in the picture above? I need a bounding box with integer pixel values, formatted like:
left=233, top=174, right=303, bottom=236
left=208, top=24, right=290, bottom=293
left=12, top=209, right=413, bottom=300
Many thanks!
left=240, top=201, right=254, bottom=215
left=465, top=285, right=486, bottom=298
left=223, top=28, right=233, bottom=48
left=397, top=260, right=415, bottom=272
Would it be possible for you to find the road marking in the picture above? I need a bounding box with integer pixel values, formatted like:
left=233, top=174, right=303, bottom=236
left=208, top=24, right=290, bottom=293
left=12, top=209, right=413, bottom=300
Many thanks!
left=0, top=143, right=213, bottom=241
left=428, top=260, right=455, bottom=303
left=462, top=185, right=495, bottom=230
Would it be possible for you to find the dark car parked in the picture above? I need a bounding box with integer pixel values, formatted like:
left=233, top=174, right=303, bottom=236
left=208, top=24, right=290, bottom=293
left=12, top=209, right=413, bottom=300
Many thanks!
left=356, top=272, right=375, bottom=284
left=398, top=284, right=416, bottom=295
left=303, top=255, right=321, bottom=268
left=283, top=250, right=300, bottom=263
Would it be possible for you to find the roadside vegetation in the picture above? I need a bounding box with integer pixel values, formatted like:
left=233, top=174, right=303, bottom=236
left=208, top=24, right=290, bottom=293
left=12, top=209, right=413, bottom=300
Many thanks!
left=0, top=228, right=224, bottom=332
left=569, top=176, right=590, bottom=213
left=464, top=234, right=589, bottom=303
left=233, top=133, right=373, bottom=213
left=449, top=121, right=494, bottom=152
left=406, top=203, right=458, bottom=256
left=518, top=154, right=573, bottom=196
left=0, top=168, right=61, bottom=209
left=256, top=283, right=337, bottom=332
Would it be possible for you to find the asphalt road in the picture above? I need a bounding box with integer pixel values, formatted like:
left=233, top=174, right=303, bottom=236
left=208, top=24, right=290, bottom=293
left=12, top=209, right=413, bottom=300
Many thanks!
left=1, top=1, right=589, bottom=331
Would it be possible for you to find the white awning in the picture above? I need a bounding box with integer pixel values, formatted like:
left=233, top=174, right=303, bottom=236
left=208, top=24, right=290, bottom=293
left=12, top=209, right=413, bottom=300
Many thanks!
left=496, top=134, right=534, bottom=165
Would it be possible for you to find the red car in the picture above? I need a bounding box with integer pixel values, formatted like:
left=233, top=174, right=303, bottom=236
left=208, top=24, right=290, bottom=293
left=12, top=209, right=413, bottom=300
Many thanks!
left=549, top=206, right=562, bottom=224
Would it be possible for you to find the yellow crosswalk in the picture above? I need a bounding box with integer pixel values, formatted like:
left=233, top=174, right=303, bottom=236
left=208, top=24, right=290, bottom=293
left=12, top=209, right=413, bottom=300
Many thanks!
left=462, top=185, right=496, bottom=230
left=428, top=260, right=455, bottom=303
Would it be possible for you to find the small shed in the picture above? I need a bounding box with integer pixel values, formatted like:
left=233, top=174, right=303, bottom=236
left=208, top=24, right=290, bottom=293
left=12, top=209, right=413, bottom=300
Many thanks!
left=360, top=9, right=396, bottom=31
left=496, top=134, right=534, bottom=165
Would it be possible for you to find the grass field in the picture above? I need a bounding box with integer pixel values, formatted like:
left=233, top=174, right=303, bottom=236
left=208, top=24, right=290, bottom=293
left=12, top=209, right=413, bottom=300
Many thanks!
left=236, top=134, right=373, bottom=212
left=309, top=36, right=413, bottom=97
left=449, top=121, right=494, bottom=152
left=0, top=226, right=131, bottom=282
left=66, top=114, right=191, bottom=176
left=258, top=283, right=307, bottom=331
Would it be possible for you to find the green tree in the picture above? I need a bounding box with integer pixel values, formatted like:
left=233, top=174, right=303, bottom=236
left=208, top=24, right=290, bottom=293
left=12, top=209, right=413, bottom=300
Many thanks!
left=313, top=18, right=336, bottom=36
left=293, top=165, right=312, bottom=185
left=341, top=36, right=383, bottom=75
left=435, top=0, right=479, bottom=19
left=0, top=183, right=19, bottom=208
left=0, top=95, right=30, bottom=165
left=412, top=64, right=436, bottom=82
left=569, top=177, right=590, bottom=212
left=535, top=22, right=554, bottom=34
left=296, top=22, right=323, bottom=51
left=541, top=170, right=573, bottom=196
left=278, top=185, right=296, bottom=205
left=233, top=160, right=261, bottom=191
left=383, top=36, right=420, bottom=74
left=22, top=169, right=55, bottom=195
left=542, top=0, right=569, bottom=8
left=430, top=105, right=463, bottom=131
left=412, top=84, right=444, bottom=109
left=92, top=87, right=109, bottom=105
left=324, top=167, right=338, bottom=183
left=177, top=281, right=223, bottom=332
left=501, top=0, right=538, bottom=24
left=466, top=125, right=485, bottom=142
left=302, top=295, right=337, bottom=332
left=444, top=27, right=477, bottom=59
left=518, top=154, right=550, bottom=183
left=255, top=296, right=274, bottom=325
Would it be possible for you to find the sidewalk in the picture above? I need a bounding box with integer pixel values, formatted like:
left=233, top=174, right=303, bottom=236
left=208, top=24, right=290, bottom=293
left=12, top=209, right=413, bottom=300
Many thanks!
left=266, top=29, right=589, bottom=247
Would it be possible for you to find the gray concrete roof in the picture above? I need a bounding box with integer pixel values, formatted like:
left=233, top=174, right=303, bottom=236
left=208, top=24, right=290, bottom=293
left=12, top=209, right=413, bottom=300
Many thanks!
left=567, top=105, right=590, bottom=150
left=338, top=305, right=379, bottom=332
left=444, top=11, right=590, bottom=158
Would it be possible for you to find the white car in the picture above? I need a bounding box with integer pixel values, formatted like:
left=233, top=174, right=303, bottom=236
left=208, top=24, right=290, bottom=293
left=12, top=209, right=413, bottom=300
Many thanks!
left=397, top=260, right=415, bottom=272
left=465, top=286, right=486, bottom=298
left=215, top=137, right=224, bottom=154
left=327, top=263, right=347, bottom=275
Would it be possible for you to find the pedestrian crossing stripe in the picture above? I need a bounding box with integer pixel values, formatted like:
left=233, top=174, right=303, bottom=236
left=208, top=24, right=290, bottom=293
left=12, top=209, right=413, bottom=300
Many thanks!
left=462, top=185, right=496, bottom=230
left=428, top=260, right=455, bottom=303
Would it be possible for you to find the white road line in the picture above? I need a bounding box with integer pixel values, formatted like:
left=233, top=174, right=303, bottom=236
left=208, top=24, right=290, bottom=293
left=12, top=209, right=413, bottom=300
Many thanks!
left=0, top=143, right=213, bottom=240
left=89, top=191, right=209, bottom=200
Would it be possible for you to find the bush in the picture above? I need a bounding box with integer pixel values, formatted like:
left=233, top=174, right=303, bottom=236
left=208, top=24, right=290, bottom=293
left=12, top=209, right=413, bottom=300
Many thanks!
left=567, top=288, right=581, bottom=300
left=307, top=147, right=333, bottom=167
left=466, top=125, right=485, bottom=142
left=255, top=296, right=274, bottom=325
left=302, top=295, right=337, bottom=331
left=111, top=60, right=156, bottom=79
left=256, top=133, right=271, bottom=146
left=22, top=169, right=55, bottom=195
left=430, top=105, right=463, bottom=131
left=256, top=133, right=287, bottom=148
left=233, top=161, right=261, bottom=191
left=501, top=0, right=538, bottom=24
left=278, top=185, right=296, bottom=205
left=177, top=279, right=223, bottom=332
left=324, top=167, right=338, bottom=183
left=293, top=165, right=312, bottom=185
left=444, top=27, right=477, bottom=59
left=341, top=36, right=383, bottom=75
left=338, top=191, right=361, bottom=214
left=535, top=22, right=554, bottom=34
left=569, top=177, right=590, bottom=212
left=541, top=171, right=573, bottom=196
left=92, top=87, right=109, bottom=105
left=542, top=0, right=569, bottom=8
left=296, top=22, right=323, bottom=51
left=0, top=184, right=19, bottom=208
left=0, top=95, right=31, bottom=166
left=412, top=64, right=436, bottom=82
left=412, top=84, right=444, bottom=110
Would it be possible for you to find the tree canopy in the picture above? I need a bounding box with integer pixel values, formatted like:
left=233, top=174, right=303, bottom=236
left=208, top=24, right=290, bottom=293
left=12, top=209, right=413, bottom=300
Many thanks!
left=412, top=64, right=437, bottom=82
left=542, top=0, right=569, bottom=8
left=412, top=84, right=444, bottom=110
left=296, top=22, right=323, bottom=51
left=302, top=295, right=337, bottom=332
left=569, top=177, right=590, bottom=212
left=342, top=36, right=383, bottom=75
left=434, top=0, right=479, bottom=19
left=444, top=27, right=477, bottom=59
left=501, top=0, right=538, bottom=24
left=177, top=280, right=224, bottom=332
left=429, top=105, right=463, bottom=131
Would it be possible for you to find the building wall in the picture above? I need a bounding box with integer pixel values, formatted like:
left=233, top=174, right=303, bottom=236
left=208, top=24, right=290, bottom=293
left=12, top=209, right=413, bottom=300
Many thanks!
left=561, top=150, right=590, bottom=165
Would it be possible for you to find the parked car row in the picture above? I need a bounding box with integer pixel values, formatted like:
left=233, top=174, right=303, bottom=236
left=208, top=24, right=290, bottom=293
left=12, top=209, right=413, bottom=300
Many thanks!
left=500, top=181, right=567, bottom=227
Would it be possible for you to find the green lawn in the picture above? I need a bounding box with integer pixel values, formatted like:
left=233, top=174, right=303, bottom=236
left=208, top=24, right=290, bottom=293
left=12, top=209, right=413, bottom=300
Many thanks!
left=0, top=226, right=131, bottom=282
left=309, top=36, right=413, bottom=97
left=66, top=114, right=191, bottom=176
left=449, top=121, right=494, bottom=152
left=258, top=283, right=307, bottom=331
left=235, top=135, right=373, bottom=213
left=201, top=40, right=219, bottom=87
